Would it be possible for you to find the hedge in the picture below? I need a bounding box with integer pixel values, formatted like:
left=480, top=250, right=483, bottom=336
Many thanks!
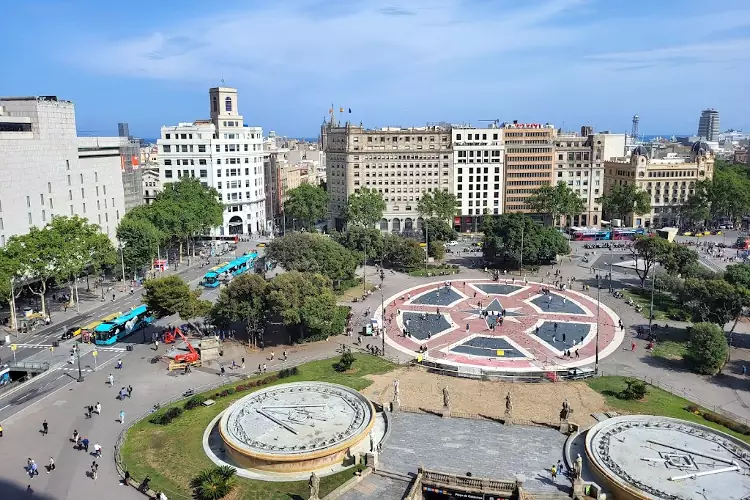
left=685, top=404, right=750, bottom=435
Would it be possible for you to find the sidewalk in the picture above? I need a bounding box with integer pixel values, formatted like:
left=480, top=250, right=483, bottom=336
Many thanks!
left=0, top=333, right=374, bottom=499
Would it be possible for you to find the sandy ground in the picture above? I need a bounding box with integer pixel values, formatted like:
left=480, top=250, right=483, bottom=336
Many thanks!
left=362, top=366, right=606, bottom=426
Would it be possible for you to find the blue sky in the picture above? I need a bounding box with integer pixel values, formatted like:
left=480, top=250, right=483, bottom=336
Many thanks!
left=4, top=0, right=750, bottom=138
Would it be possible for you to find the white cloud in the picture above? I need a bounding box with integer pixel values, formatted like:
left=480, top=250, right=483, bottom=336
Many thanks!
left=65, top=0, right=590, bottom=88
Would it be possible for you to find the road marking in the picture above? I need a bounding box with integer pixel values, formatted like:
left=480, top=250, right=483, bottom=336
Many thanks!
left=0, top=404, right=9, bottom=412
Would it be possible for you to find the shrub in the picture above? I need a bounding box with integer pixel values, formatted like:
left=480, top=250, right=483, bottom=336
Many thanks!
left=219, top=390, right=229, bottom=397
left=191, top=466, right=237, bottom=500
left=235, top=384, right=247, bottom=392
left=685, top=322, right=728, bottom=375
left=334, top=350, right=356, bottom=372
left=184, top=395, right=207, bottom=410
left=618, top=379, right=647, bottom=400
left=149, top=406, right=184, bottom=425
left=279, top=367, right=299, bottom=379
left=264, top=375, right=279, bottom=384
left=226, top=387, right=236, bottom=395
left=685, top=405, right=750, bottom=435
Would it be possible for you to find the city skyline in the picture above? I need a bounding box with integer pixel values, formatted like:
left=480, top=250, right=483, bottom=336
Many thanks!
left=4, top=0, right=750, bottom=137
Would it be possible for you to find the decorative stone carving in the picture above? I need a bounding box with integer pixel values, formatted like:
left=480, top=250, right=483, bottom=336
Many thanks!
left=309, top=471, right=320, bottom=500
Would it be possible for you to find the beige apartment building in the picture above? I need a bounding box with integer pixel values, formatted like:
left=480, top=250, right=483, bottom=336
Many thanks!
left=603, top=141, right=715, bottom=228
left=322, top=118, right=452, bottom=233
left=503, top=122, right=556, bottom=216
left=553, top=128, right=625, bottom=227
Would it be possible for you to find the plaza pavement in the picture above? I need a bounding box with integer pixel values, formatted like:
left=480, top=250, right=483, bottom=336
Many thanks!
left=1, top=237, right=749, bottom=499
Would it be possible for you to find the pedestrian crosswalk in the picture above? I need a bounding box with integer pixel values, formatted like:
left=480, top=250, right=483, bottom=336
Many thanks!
left=91, top=346, right=128, bottom=352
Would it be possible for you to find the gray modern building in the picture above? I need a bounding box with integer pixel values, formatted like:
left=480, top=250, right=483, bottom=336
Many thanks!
left=697, top=108, right=720, bottom=141
left=0, top=96, right=126, bottom=244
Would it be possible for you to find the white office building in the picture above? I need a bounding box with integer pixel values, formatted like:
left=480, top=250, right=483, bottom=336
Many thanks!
left=0, top=96, right=126, bottom=244
left=451, top=126, right=505, bottom=232
left=157, top=87, right=267, bottom=236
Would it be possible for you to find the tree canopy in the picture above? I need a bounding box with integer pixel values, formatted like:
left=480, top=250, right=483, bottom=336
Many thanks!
left=417, top=190, right=459, bottom=224
left=210, top=273, right=268, bottom=336
left=482, top=213, right=570, bottom=268
left=679, top=278, right=749, bottom=327
left=682, top=168, right=750, bottom=227
left=382, top=234, right=425, bottom=270
left=283, top=184, right=329, bottom=230
left=7, top=216, right=115, bottom=314
left=331, top=227, right=384, bottom=261
left=116, top=217, right=163, bottom=276
left=264, top=232, right=357, bottom=284
left=344, top=188, right=386, bottom=228
left=685, top=322, right=728, bottom=375
left=600, top=184, right=651, bottom=224
left=528, top=182, right=585, bottom=227
left=142, top=275, right=211, bottom=320
left=423, top=218, right=458, bottom=243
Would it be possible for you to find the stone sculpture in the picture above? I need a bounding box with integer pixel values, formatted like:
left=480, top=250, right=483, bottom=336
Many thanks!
left=560, top=399, right=573, bottom=421
left=309, top=471, right=320, bottom=500
left=393, top=379, right=400, bottom=404
left=443, top=386, right=451, bottom=408
left=505, top=392, right=513, bottom=414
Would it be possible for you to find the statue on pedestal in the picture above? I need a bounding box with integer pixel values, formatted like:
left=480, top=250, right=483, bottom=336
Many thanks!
left=505, top=392, right=513, bottom=415
left=575, top=453, right=583, bottom=480
left=309, top=471, right=320, bottom=500
left=442, top=386, right=451, bottom=408
left=393, top=379, right=400, bottom=405
left=560, top=399, right=573, bottom=421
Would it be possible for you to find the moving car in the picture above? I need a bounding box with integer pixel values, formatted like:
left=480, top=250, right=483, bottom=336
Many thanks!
left=60, top=326, right=81, bottom=340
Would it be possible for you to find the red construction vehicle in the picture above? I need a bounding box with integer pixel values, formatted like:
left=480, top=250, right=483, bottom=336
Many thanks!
left=164, top=326, right=199, bottom=364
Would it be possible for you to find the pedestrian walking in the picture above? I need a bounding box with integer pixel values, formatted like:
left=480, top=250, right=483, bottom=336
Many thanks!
left=82, top=437, right=89, bottom=452
left=108, top=373, right=114, bottom=386
left=112, top=293, right=116, bottom=302
left=283, top=350, right=288, bottom=360
left=262, top=363, right=267, bottom=373
left=95, top=402, right=101, bottom=415
left=743, top=364, right=747, bottom=376
left=551, top=464, right=557, bottom=481
left=116, top=359, right=123, bottom=369
left=119, top=410, right=125, bottom=424
left=241, top=357, right=245, bottom=369
left=231, top=359, right=237, bottom=369
left=47, top=457, right=55, bottom=473
left=72, top=430, right=79, bottom=444
left=94, top=442, right=102, bottom=458
left=127, top=385, right=133, bottom=397
left=0, top=422, right=4, bottom=437
left=91, top=461, right=99, bottom=480
left=257, top=363, right=262, bottom=374
left=29, top=459, right=39, bottom=477
left=270, top=351, right=275, bottom=361
left=220, top=366, right=226, bottom=376
left=153, top=340, right=159, bottom=350
left=42, top=420, right=48, bottom=436
left=631, top=342, right=636, bottom=352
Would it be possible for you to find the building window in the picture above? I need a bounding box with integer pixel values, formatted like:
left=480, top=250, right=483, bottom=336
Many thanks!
left=116, top=210, right=120, bottom=220
left=28, top=212, right=32, bottom=224
left=165, top=170, right=173, bottom=178
left=40, top=194, right=44, bottom=205
left=212, top=97, right=218, bottom=112
left=163, top=145, right=171, bottom=153
left=0, top=218, right=3, bottom=230
left=69, top=205, right=74, bottom=215
left=26, top=196, right=30, bottom=208
left=198, top=145, right=206, bottom=153
left=81, top=188, right=85, bottom=198
left=66, top=160, right=70, bottom=170
left=103, top=186, right=107, bottom=195
left=164, top=159, right=172, bottom=165
left=47, top=182, right=52, bottom=194
left=165, top=134, right=171, bottom=139
left=225, top=97, right=232, bottom=112
left=82, top=203, right=85, bottom=214
left=200, top=169, right=207, bottom=178
left=96, top=186, right=99, bottom=196
left=49, top=198, right=54, bottom=209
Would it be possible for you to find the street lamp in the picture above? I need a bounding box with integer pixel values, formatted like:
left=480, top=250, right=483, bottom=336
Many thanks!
left=648, top=267, right=656, bottom=333
left=379, top=268, right=385, bottom=357
left=594, top=275, right=602, bottom=373
left=75, top=344, right=84, bottom=382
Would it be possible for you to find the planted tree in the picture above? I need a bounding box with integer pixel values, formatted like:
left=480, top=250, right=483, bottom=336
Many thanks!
left=482, top=213, right=569, bottom=268
left=117, top=216, right=163, bottom=276
left=332, top=227, right=384, bottom=260
left=142, top=275, right=211, bottom=320
left=283, top=184, right=329, bottom=231
left=344, top=187, right=386, bottom=228
left=190, top=466, right=237, bottom=500
left=382, top=234, right=425, bottom=270
left=528, top=182, right=585, bottom=227
left=630, top=235, right=671, bottom=286
left=210, top=273, right=268, bottom=343
left=418, top=190, right=459, bottom=224
left=680, top=279, right=749, bottom=328
left=685, top=322, right=729, bottom=375
left=0, top=247, right=22, bottom=329
left=265, top=233, right=357, bottom=285
left=600, top=184, right=651, bottom=225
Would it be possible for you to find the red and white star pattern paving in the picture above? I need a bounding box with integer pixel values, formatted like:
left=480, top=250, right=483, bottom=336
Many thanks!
left=376, top=279, right=623, bottom=373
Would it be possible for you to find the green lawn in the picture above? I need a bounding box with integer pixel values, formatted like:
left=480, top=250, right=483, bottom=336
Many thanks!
left=408, top=266, right=459, bottom=277
left=120, top=354, right=395, bottom=500
left=587, top=376, right=750, bottom=444
left=650, top=340, right=688, bottom=362
left=622, top=288, right=690, bottom=321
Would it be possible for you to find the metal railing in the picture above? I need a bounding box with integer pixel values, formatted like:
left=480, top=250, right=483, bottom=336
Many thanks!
left=5, top=361, right=50, bottom=372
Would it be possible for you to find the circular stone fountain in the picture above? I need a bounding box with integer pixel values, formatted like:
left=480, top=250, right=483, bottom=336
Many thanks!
left=218, top=382, right=375, bottom=473
left=585, top=415, right=750, bottom=500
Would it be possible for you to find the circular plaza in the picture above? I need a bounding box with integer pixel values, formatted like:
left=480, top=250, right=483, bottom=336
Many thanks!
left=380, top=279, right=623, bottom=373
left=217, top=382, right=376, bottom=474
left=585, top=415, right=750, bottom=500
